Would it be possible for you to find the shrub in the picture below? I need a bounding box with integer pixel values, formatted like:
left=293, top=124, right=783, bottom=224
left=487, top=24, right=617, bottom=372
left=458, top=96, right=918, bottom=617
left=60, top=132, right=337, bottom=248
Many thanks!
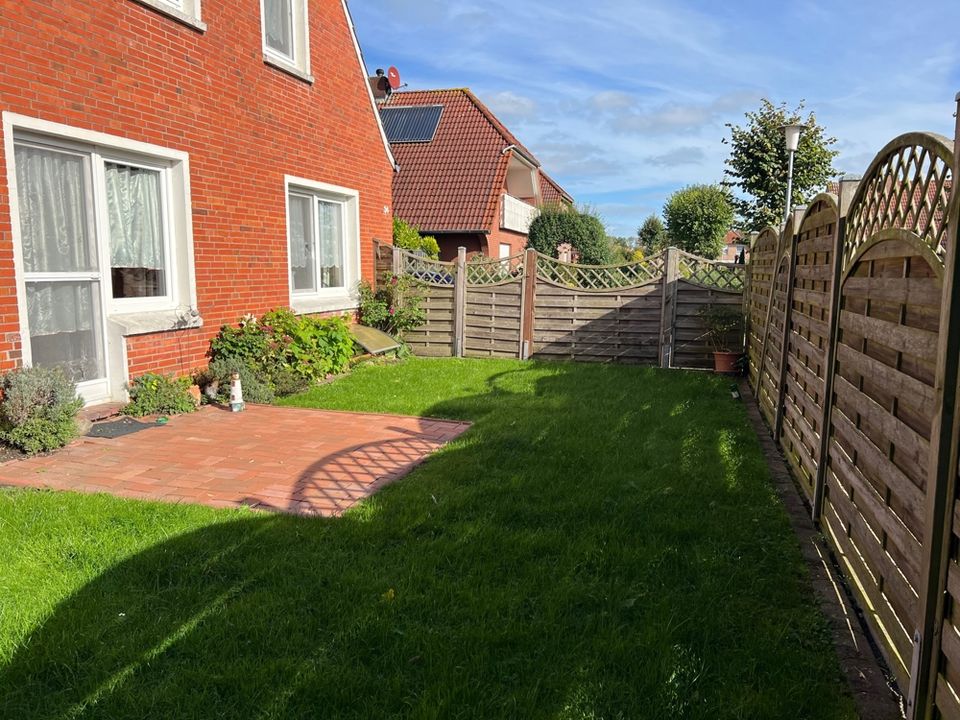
left=698, top=304, right=745, bottom=353
left=358, top=275, right=426, bottom=337
left=663, top=184, right=734, bottom=259
left=527, top=205, right=612, bottom=265
left=197, top=359, right=276, bottom=405
left=205, top=309, right=355, bottom=400
left=0, top=366, right=84, bottom=454
left=123, top=373, right=197, bottom=417
left=393, top=217, right=440, bottom=259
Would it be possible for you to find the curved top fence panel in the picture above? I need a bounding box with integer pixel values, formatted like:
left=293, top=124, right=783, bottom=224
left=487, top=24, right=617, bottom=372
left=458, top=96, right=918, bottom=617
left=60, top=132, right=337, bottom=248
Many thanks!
left=844, top=132, right=954, bottom=271
left=399, top=249, right=456, bottom=287
left=466, top=253, right=525, bottom=286
left=535, top=252, right=665, bottom=291
left=676, top=251, right=746, bottom=292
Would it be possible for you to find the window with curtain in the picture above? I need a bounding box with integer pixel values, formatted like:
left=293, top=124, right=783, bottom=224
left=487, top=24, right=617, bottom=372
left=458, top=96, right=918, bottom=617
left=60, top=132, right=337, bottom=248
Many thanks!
left=104, top=162, right=167, bottom=299
left=289, top=193, right=315, bottom=292
left=286, top=189, right=347, bottom=296
left=263, top=0, right=294, bottom=61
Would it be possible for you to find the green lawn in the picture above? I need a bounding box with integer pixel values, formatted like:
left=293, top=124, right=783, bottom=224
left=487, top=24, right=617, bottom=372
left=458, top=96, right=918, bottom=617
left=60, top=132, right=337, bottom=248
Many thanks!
left=0, top=358, right=855, bottom=719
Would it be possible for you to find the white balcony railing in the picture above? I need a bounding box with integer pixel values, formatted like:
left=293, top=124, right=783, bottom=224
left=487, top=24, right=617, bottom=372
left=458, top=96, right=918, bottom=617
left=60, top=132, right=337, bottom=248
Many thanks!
left=501, top=193, right=540, bottom=234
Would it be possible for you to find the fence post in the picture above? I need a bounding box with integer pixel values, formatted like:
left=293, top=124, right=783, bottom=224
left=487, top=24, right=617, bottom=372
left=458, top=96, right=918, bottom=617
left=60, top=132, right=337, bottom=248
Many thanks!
left=659, top=247, right=679, bottom=368
left=811, top=176, right=860, bottom=523
left=912, top=93, right=960, bottom=720
left=773, top=209, right=804, bottom=438
left=391, top=243, right=403, bottom=276
left=519, top=248, right=537, bottom=359
left=453, top=246, right=466, bottom=358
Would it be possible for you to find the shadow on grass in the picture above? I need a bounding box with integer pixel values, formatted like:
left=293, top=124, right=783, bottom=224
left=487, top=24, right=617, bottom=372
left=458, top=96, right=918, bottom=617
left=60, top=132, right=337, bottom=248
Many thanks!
left=0, top=363, right=856, bottom=719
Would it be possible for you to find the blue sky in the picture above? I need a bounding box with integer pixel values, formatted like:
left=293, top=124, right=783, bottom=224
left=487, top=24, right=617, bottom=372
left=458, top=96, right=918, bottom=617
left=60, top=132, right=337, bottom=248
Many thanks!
left=350, top=0, right=960, bottom=236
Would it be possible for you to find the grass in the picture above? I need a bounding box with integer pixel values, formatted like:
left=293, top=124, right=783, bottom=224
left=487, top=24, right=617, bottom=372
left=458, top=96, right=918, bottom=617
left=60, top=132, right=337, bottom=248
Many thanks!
left=0, top=358, right=856, bottom=719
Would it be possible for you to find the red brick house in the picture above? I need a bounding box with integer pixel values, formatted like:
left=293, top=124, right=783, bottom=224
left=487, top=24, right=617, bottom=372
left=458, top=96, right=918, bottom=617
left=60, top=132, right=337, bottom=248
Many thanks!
left=720, top=230, right=747, bottom=263
left=0, top=0, right=395, bottom=405
left=378, top=89, right=573, bottom=262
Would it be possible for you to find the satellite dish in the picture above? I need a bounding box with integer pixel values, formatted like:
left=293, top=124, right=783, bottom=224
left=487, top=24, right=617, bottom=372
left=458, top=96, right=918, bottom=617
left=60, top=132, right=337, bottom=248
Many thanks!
left=387, top=66, right=402, bottom=90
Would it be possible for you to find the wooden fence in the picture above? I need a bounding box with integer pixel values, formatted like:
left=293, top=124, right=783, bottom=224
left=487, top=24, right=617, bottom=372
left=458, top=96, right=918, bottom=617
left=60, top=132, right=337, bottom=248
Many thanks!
left=374, top=242, right=745, bottom=368
left=744, top=108, right=960, bottom=720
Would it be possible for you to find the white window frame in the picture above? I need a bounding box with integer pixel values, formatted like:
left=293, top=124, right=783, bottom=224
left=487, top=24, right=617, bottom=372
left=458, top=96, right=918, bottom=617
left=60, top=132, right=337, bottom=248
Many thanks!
left=260, top=0, right=313, bottom=83
left=131, top=0, right=206, bottom=32
left=3, top=112, right=201, bottom=398
left=284, top=175, right=360, bottom=315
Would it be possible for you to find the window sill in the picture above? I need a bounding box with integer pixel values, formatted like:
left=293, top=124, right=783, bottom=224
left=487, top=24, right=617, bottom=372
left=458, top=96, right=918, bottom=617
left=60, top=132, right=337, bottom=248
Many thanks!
left=130, top=0, right=207, bottom=32
left=291, top=295, right=356, bottom=316
left=264, top=56, right=314, bottom=85
left=109, top=308, right=204, bottom=337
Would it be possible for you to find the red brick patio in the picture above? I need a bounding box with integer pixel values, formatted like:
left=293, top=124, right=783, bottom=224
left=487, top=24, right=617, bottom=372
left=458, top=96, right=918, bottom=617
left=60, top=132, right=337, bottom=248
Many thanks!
left=0, top=406, right=470, bottom=516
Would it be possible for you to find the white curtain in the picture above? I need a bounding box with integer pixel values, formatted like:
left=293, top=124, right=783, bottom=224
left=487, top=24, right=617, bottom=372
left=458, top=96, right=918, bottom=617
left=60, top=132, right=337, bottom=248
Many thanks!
left=104, top=163, right=163, bottom=271
left=14, top=144, right=94, bottom=273
left=319, top=200, right=343, bottom=288
left=289, top=194, right=314, bottom=291
left=26, top=281, right=94, bottom=337
left=264, top=0, right=293, bottom=57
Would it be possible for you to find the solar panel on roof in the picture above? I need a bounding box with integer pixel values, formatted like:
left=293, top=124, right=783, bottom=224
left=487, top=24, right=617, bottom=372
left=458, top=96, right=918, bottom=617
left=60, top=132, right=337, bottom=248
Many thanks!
left=380, top=105, right=444, bottom=143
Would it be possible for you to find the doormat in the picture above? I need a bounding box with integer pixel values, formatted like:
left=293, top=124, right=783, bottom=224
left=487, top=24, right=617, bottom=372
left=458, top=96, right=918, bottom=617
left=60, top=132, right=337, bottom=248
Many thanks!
left=86, top=417, right=156, bottom=439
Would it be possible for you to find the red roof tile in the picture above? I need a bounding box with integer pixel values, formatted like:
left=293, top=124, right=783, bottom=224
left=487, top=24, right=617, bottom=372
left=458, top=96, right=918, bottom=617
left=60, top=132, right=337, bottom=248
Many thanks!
left=383, top=89, right=571, bottom=233
left=540, top=170, right=574, bottom=206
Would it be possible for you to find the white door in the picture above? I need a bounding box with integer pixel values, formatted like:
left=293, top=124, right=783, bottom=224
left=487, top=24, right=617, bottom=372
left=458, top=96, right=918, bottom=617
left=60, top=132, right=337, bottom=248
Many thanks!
left=13, top=141, right=111, bottom=404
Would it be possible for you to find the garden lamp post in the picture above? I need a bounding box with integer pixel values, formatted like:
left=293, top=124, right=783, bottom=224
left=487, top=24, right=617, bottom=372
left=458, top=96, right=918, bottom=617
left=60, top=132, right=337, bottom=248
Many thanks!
left=781, top=123, right=806, bottom=223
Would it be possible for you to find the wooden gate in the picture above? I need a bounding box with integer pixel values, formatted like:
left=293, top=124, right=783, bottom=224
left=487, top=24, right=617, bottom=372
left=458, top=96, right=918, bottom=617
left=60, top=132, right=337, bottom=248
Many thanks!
left=464, top=254, right=525, bottom=358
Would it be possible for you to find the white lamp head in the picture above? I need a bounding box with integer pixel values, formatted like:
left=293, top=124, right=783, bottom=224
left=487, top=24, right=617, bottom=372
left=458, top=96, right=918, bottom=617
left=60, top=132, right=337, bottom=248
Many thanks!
left=782, top=123, right=807, bottom=153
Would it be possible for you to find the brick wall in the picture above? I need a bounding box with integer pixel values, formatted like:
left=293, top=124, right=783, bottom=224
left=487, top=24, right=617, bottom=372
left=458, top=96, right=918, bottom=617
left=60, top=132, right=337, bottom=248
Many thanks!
left=0, top=0, right=394, bottom=380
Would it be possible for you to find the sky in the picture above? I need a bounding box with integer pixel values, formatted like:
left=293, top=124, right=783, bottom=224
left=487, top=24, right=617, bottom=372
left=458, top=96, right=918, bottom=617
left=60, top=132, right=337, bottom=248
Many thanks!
left=350, top=0, right=960, bottom=237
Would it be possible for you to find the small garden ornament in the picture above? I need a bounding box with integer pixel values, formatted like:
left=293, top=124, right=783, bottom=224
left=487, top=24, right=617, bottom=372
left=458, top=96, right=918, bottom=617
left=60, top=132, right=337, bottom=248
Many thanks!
left=230, top=372, right=245, bottom=412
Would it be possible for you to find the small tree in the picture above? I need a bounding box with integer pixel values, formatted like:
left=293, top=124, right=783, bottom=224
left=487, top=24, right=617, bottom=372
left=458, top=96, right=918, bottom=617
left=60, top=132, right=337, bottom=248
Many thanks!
left=393, top=217, right=440, bottom=259
left=637, top=215, right=668, bottom=254
left=662, top=184, right=734, bottom=259
left=723, top=99, right=839, bottom=230
left=527, top=206, right=612, bottom=265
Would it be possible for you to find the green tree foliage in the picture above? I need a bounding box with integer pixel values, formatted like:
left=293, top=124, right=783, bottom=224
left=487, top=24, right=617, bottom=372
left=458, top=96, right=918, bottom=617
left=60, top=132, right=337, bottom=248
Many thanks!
left=662, top=184, right=734, bottom=260
left=393, top=217, right=440, bottom=259
left=527, top=205, right=612, bottom=265
left=637, top=215, right=669, bottom=254
left=606, top=236, right=639, bottom=264
left=723, top=99, right=839, bottom=230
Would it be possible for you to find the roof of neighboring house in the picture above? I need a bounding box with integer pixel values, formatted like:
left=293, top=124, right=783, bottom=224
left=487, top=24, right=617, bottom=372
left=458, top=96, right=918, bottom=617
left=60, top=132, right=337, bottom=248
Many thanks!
left=723, top=230, right=743, bottom=245
left=540, top=171, right=574, bottom=206
left=380, top=88, right=571, bottom=233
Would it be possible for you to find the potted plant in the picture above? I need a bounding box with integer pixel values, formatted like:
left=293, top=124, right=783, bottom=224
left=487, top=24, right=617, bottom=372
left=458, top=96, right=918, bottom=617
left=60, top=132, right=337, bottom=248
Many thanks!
left=698, top=303, right=745, bottom=374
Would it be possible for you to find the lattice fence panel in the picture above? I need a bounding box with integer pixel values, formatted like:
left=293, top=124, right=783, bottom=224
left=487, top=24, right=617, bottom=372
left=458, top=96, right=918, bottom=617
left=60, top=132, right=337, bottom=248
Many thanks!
left=402, top=252, right=456, bottom=287
left=536, top=253, right=665, bottom=291
left=757, top=256, right=790, bottom=427
left=779, top=198, right=837, bottom=500
left=677, top=252, right=746, bottom=291
left=404, top=285, right=456, bottom=357
left=845, top=132, right=954, bottom=270
left=822, top=240, right=942, bottom=689
left=465, top=253, right=525, bottom=286
left=747, top=228, right=780, bottom=392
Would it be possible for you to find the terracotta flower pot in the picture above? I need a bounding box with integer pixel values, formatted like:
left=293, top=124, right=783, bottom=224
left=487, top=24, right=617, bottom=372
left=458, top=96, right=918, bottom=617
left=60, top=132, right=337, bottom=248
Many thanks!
left=712, top=352, right=741, bottom=374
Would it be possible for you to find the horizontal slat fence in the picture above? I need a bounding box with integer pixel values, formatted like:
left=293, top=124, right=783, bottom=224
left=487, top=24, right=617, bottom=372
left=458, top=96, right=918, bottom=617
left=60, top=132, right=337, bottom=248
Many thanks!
left=375, top=242, right=745, bottom=368
left=744, top=115, right=960, bottom=720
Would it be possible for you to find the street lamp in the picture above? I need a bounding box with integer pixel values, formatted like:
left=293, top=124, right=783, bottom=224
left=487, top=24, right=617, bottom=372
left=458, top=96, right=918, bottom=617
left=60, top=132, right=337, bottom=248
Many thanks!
left=781, top=123, right=806, bottom=223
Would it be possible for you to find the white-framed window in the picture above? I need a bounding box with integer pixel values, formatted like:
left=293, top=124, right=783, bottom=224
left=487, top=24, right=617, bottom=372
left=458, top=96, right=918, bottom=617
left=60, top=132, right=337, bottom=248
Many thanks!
left=3, top=112, right=200, bottom=402
left=285, top=176, right=360, bottom=314
left=499, top=243, right=512, bottom=259
left=260, top=0, right=312, bottom=81
left=131, top=0, right=206, bottom=32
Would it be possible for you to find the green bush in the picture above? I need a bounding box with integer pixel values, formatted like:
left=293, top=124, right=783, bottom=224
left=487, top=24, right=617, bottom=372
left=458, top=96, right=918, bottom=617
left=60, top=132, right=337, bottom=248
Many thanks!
left=358, top=275, right=426, bottom=337
left=0, top=366, right=84, bottom=454
left=205, top=309, right=354, bottom=401
left=123, top=373, right=196, bottom=417
left=527, top=205, right=612, bottom=265
left=393, top=217, right=440, bottom=259
left=197, top=359, right=277, bottom=405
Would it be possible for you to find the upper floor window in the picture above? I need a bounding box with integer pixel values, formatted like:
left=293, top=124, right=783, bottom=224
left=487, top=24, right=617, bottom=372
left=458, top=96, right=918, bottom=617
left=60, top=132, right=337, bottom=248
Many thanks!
left=131, top=0, right=205, bottom=32
left=261, top=0, right=312, bottom=81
